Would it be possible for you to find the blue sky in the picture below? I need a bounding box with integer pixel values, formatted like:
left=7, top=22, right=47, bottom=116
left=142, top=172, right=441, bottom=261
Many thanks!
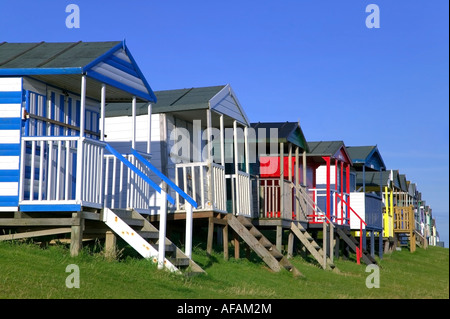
left=1, top=0, right=448, bottom=246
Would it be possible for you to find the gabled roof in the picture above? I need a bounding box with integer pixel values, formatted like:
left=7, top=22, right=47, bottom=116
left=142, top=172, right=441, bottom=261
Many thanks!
left=399, top=174, right=408, bottom=192
left=346, top=145, right=386, bottom=171
left=153, top=86, right=226, bottom=113
left=106, top=84, right=251, bottom=127
left=0, top=41, right=156, bottom=102
left=250, top=122, right=309, bottom=152
left=307, top=141, right=352, bottom=164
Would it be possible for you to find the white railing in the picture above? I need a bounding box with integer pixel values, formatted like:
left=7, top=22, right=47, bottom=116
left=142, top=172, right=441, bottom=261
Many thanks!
left=211, top=163, right=227, bottom=212
left=103, top=153, right=154, bottom=213
left=259, top=178, right=293, bottom=220
left=235, top=170, right=252, bottom=217
left=174, top=162, right=227, bottom=213
left=19, top=136, right=105, bottom=208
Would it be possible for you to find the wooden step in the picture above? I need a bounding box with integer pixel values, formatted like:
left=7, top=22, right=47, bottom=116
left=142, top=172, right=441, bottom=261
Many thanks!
left=336, top=227, right=376, bottom=265
left=249, top=227, right=262, bottom=239
left=168, top=257, right=190, bottom=267
left=290, top=222, right=334, bottom=270
left=137, top=230, right=159, bottom=239
left=227, top=215, right=303, bottom=277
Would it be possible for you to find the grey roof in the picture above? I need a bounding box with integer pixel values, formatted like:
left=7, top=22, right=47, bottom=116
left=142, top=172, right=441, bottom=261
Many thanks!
left=346, top=146, right=376, bottom=163
left=152, top=86, right=226, bottom=114
left=105, top=84, right=251, bottom=127
left=251, top=122, right=309, bottom=152
left=105, top=85, right=226, bottom=117
left=346, top=145, right=386, bottom=171
left=307, top=141, right=345, bottom=156
left=360, top=170, right=402, bottom=189
left=0, top=41, right=120, bottom=69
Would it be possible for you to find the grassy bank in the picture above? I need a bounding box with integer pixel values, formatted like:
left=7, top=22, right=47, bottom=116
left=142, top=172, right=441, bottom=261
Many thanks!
left=0, top=240, right=448, bottom=299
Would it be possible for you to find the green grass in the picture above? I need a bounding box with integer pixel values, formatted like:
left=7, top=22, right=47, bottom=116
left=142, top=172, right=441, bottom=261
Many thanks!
left=0, top=240, right=448, bottom=299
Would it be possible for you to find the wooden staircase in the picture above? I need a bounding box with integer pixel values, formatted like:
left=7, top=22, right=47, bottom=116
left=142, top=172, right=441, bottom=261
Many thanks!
left=290, top=222, right=335, bottom=270
left=104, top=208, right=205, bottom=276
left=335, top=227, right=377, bottom=265
left=226, top=214, right=303, bottom=277
left=414, top=229, right=428, bottom=249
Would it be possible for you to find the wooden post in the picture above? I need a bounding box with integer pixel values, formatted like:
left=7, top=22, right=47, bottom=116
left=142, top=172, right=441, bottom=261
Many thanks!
left=220, top=114, right=225, bottom=166
left=334, top=235, right=340, bottom=259
left=288, top=231, right=294, bottom=258
left=206, top=108, right=212, bottom=163
left=370, top=231, right=375, bottom=257
left=223, top=224, right=229, bottom=260
left=276, top=225, right=283, bottom=252
left=379, top=230, right=383, bottom=259
left=302, top=150, right=307, bottom=188
left=105, top=230, right=117, bottom=259
left=233, top=120, right=240, bottom=215
left=70, top=212, right=83, bottom=257
left=147, top=103, right=152, bottom=154
left=234, top=231, right=240, bottom=259
left=100, top=84, right=106, bottom=141
left=132, top=96, right=136, bottom=149
left=207, top=217, right=214, bottom=255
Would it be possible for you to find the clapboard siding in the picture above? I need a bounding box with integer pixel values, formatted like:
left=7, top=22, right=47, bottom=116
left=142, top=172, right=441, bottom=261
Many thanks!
left=211, top=94, right=246, bottom=125
left=0, top=77, right=22, bottom=211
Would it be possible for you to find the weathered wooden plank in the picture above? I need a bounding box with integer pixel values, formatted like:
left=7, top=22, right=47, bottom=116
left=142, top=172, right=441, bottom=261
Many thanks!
left=0, top=218, right=78, bottom=226
left=81, top=211, right=101, bottom=221
left=223, top=224, right=229, bottom=260
left=0, top=228, right=71, bottom=241
left=207, top=217, right=214, bottom=254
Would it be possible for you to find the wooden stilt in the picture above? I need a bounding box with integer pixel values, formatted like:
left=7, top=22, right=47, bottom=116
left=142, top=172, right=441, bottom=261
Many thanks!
left=223, top=224, right=229, bottom=260
left=276, top=225, right=283, bottom=252
left=70, top=212, right=83, bottom=257
left=104, top=230, right=117, bottom=259
left=207, top=217, right=214, bottom=255
left=287, top=231, right=294, bottom=258
left=234, top=231, right=240, bottom=259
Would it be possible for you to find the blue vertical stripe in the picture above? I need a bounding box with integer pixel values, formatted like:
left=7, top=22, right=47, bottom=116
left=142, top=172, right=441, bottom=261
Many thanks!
left=59, top=94, right=65, bottom=136
left=50, top=92, right=55, bottom=136
left=67, top=97, right=72, bottom=136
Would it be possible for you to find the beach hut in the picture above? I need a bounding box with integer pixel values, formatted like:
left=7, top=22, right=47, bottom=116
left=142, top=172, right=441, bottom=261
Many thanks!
left=346, top=145, right=386, bottom=259
left=250, top=122, right=309, bottom=221
left=105, top=84, right=252, bottom=216
left=306, top=141, right=376, bottom=265
left=0, top=41, right=203, bottom=274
